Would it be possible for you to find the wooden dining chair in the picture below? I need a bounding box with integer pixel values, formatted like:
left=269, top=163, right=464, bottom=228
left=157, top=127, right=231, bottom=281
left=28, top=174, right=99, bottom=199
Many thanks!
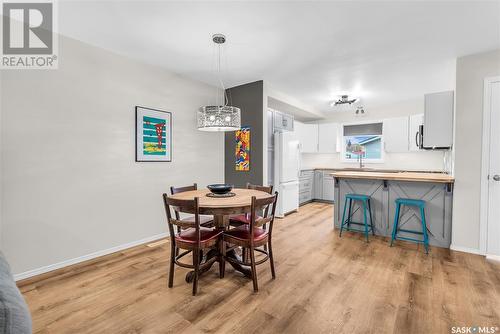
left=163, top=194, right=223, bottom=296
left=229, top=183, right=273, bottom=227
left=222, top=192, right=278, bottom=292
left=170, top=183, right=214, bottom=228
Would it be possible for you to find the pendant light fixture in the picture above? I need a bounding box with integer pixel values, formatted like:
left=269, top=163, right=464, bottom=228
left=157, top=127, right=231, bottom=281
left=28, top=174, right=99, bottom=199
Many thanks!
left=198, top=34, right=241, bottom=132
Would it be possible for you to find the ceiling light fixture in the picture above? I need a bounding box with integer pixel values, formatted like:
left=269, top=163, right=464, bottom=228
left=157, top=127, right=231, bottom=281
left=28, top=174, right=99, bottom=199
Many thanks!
left=330, top=95, right=358, bottom=107
left=198, top=34, right=241, bottom=132
left=355, top=106, right=366, bottom=116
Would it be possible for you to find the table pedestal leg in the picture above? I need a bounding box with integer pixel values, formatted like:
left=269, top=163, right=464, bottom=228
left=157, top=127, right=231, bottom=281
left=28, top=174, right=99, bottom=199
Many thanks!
left=184, top=214, right=252, bottom=283
left=185, top=249, right=217, bottom=283
left=213, top=214, right=228, bottom=227
left=225, top=248, right=252, bottom=278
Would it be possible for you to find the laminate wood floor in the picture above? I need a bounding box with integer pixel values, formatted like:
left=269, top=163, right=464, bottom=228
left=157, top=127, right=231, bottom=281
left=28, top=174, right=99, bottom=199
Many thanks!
left=19, top=202, right=500, bottom=334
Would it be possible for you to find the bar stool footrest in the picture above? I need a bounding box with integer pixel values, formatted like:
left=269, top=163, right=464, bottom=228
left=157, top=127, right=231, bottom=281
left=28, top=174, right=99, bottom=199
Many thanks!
left=342, top=221, right=370, bottom=227
left=341, top=221, right=373, bottom=234
left=343, top=227, right=373, bottom=234
left=397, top=228, right=424, bottom=235
left=394, top=236, right=425, bottom=244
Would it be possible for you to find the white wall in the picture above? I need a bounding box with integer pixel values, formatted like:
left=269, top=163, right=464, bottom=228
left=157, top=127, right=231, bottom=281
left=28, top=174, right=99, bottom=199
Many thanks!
left=0, top=36, right=224, bottom=275
left=300, top=99, right=447, bottom=171
left=452, top=49, right=500, bottom=252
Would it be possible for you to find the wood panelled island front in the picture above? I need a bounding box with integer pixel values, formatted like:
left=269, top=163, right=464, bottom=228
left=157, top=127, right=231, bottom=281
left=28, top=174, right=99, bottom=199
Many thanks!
left=331, top=171, right=454, bottom=248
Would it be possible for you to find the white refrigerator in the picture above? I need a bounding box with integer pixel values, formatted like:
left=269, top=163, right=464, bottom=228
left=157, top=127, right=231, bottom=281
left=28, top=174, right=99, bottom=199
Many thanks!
left=274, top=131, right=300, bottom=217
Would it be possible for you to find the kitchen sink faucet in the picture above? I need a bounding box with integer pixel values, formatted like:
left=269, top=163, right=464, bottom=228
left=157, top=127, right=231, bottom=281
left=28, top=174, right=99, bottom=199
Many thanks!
left=358, top=154, right=365, bottom=169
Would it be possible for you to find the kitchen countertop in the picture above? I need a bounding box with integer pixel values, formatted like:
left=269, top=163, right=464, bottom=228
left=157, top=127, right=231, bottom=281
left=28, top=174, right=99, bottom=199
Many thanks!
left=330, top=171, right=454, bottom=183
left=303, top=167, right=446, bottom=173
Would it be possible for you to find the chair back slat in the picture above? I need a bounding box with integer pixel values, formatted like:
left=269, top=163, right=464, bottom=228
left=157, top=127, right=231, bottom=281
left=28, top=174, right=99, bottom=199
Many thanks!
left=165, top=196, right=197, bottom=212
left=169, top=184, right=198, bottom=220
left=170, top=183, right=197, bottom=195
left=169, top=219, right=196, bottom=229
left=249, top=192, right=278, bottom=243
left=246, top=183, right=273, bottom=194
left=254, top=194, right=277, bottom=217
left=162, top=194, right=201, bottom=246
left=254, top=216, right=273, bottom=228
left=244, top=184, right=274, bottom=219
left=254, top=195, right=277, bottom=209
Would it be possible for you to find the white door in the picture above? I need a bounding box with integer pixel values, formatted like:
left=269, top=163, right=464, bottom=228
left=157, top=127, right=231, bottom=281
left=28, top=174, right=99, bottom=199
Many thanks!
left=486, top=80, right=500, bottom=257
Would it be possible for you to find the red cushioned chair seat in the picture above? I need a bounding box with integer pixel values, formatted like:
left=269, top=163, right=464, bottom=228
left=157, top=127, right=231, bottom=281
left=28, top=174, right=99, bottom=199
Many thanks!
left=229, top=214, right=262, bottom=225
left=175, top=227, right=222, bottom=244
left=224, top=225, right=268, bottom=242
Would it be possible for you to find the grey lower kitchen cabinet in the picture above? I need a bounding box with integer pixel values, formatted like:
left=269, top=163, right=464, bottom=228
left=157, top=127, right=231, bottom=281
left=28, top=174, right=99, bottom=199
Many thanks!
left=314, top=170, right=323, bottom=200
left=299, top=169, right=335, bottom=205
left=322, top=173, right=335, bottom=202
left=299, top=170, right=314, bottom=205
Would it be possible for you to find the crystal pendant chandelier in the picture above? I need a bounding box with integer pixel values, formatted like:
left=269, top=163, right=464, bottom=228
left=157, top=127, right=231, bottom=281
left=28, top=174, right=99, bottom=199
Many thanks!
left=198, top=34, right=241, bottom=132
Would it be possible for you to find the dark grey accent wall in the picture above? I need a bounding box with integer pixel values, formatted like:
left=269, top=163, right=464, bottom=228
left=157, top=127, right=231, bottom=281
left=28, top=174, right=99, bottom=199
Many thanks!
left=224, top=81, right=264, bottom=187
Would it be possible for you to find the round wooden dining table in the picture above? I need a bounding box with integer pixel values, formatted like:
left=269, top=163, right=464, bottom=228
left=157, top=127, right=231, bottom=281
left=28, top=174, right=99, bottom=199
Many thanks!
left=169, top=188, right=274, bottom=282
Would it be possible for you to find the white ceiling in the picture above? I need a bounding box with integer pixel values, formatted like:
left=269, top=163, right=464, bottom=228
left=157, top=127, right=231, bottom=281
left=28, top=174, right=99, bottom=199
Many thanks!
left=58, top=1, right=500, bottom=116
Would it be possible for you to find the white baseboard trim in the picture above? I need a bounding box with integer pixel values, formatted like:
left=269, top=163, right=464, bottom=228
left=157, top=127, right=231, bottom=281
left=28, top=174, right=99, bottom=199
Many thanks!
left=450, top=244, right=483, bottom=255
left=486, top=254, right=500, bottom=262
left=13, top=232, right=168, bottom=282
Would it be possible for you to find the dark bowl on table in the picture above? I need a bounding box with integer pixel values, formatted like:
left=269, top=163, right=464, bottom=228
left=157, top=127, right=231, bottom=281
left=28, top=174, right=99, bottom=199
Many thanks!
left=207, top=184, right=233, bottom=195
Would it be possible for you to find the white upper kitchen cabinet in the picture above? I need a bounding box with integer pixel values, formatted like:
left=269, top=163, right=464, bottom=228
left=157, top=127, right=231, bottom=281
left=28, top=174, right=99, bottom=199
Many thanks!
left=273, top=110, right=294, bottom=132
left=383, top=117, right=409, bottom=152
left=295, top=121, right=318, bottom=153
left=409, top=113, right=424, bottom=151
left=318, top=123, right=339, bottom=153
left=294, top=120, right=303, bottom=137
left=423, top=91, right=454, bottom=149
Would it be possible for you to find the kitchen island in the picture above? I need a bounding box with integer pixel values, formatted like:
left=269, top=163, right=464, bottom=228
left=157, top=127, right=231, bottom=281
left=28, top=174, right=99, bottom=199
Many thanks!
left=331, top=171, right=454, bottom=248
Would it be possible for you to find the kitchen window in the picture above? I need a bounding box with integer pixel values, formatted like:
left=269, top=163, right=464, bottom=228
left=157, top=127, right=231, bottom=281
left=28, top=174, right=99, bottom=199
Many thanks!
left=341, top=122, right=384, bottom=163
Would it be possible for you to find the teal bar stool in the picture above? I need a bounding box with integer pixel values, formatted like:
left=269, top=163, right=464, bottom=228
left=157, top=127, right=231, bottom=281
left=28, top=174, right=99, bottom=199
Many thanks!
left=390, top=198, right=429, bottom=254
left=339, top=194, right=374, bottom=242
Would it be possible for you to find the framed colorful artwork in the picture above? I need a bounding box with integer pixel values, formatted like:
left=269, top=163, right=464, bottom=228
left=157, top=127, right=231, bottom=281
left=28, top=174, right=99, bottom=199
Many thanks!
left=235, top=127, right=250, bottom=171
left=135, top=106, right=172, bottom=162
